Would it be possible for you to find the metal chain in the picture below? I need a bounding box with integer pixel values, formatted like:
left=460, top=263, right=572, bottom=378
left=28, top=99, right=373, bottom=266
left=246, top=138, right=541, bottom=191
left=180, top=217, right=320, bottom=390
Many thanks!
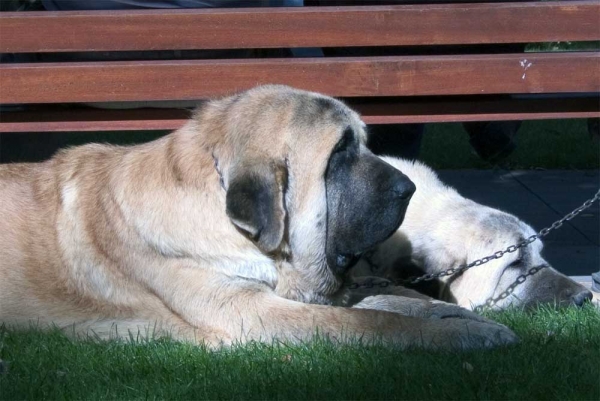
left=473, top=265, right=547, bottom=313
left=347, top=188, right=600, bottom=291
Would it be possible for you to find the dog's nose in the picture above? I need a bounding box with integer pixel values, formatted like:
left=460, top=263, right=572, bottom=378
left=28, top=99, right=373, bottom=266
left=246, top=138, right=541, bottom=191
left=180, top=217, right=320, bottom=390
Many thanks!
left=392, top=179, right=416, bottom=200
left=571, top=289, right=593, bottom=306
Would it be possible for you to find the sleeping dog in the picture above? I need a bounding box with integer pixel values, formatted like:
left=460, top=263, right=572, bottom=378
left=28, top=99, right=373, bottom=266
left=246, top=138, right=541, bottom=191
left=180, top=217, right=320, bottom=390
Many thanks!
left=347, top=157, right=593, bottom=310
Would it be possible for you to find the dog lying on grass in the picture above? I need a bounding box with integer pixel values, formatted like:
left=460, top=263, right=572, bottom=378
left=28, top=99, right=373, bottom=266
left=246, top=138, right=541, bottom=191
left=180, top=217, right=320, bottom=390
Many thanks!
left=0, top=86, right=517, bottom=349
left=346, top=157, right=593, bottom=311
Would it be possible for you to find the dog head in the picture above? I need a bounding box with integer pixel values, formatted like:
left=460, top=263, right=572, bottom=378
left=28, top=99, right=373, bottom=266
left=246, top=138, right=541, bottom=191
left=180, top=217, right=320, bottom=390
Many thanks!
left=350, top=205, right=593, bottom=310
left=202, top=85, right=414, bottom=300
left=454, top=213, right=593, bottom=310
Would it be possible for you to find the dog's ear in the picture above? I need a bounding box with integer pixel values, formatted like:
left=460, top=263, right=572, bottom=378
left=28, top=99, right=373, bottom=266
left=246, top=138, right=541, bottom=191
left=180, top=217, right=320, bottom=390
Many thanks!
left=226, top=162, right=287, bottom=253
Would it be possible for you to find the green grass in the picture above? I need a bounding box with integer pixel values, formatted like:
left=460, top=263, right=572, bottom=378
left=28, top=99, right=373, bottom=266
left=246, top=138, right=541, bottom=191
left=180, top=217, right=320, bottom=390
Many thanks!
left=419, top=119, right=599, bottom=170
left=1, top=305, right=599, bottom=400
left=526, top=41, right=600, bottom=52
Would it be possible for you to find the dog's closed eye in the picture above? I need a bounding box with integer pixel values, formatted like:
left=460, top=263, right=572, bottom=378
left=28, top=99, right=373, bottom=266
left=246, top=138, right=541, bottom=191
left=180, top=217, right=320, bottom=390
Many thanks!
left=507, top=258, right=523, bottom=268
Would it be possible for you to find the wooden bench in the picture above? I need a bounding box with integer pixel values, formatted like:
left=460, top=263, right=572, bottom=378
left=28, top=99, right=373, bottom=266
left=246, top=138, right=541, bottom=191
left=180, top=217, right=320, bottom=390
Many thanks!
left=0, top=1, right=599, bottom=133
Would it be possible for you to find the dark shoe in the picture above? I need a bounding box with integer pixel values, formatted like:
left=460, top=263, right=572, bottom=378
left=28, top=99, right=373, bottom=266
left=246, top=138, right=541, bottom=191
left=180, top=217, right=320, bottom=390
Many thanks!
left=463, top=120, right=521, bottom=163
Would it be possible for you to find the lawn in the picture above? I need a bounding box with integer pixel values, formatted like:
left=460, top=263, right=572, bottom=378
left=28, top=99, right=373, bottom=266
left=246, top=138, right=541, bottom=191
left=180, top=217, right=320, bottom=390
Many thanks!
left=419, top=119, right=599, bottom=170
left=1, top=305, right=599, bottom=400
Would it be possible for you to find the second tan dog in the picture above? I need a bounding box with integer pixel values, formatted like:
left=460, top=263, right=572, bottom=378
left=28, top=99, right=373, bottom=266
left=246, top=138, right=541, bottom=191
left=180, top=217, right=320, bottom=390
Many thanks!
left=0, top=85, right=517, bottom=349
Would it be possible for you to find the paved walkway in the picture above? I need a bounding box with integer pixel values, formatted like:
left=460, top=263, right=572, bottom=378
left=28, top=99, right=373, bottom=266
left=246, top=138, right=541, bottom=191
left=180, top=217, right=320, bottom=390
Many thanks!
left=438, top=169, right=599, bottom=277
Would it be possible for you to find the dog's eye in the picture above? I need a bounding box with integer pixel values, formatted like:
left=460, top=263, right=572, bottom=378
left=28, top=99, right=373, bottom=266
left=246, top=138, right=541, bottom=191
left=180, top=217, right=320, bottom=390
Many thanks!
left=508, top=258, right=523, bottom=268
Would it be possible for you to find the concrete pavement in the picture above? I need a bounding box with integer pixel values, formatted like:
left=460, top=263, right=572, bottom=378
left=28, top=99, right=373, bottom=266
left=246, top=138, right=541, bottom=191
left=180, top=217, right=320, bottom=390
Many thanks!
left=437, top=169, right=599, bottom=277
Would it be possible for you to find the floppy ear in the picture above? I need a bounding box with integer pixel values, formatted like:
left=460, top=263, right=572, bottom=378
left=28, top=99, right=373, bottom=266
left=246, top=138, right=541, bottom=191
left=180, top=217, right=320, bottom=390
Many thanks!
left=226, top=163, right=287, bottom=253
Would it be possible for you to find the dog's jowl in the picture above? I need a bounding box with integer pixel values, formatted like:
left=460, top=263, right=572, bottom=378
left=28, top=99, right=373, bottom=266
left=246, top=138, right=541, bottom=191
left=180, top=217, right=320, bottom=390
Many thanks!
left=0, top=85, right=516, bottom=349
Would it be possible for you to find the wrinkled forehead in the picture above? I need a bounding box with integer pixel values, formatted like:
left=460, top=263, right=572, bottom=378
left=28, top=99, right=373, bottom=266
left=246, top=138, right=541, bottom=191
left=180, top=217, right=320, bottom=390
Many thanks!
left=289, top=93, right=367, bottom=145
left=482, top=212, right=544, bottom=259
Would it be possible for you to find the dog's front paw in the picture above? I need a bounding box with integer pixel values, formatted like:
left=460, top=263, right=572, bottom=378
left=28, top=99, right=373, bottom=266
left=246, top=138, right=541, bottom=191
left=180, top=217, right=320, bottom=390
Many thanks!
left=353, top=295, right=519, bottom=349
left=353, top=294, right=431, bottom=316
left=425, top=300, right=492, bottom=323
left=353, top=295, right=489, bottom=322
left=426, top=318, right=519, bottom=350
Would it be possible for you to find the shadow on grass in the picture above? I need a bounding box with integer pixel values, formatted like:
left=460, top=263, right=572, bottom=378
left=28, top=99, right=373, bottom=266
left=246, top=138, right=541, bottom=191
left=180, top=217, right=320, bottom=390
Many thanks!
left=1, top=305, right=598, bottom=400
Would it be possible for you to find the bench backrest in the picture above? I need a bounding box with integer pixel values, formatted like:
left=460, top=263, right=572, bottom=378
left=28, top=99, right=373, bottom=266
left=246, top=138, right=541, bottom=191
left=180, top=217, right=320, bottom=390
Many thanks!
left=0, top=1, right=599, bottom=131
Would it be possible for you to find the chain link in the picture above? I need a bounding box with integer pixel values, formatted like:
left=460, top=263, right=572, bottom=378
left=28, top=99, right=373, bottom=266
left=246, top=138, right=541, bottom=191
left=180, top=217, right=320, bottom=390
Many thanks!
left=349, top=188, right=600, bottom=291
left=473, top=265, right=547, bottom=313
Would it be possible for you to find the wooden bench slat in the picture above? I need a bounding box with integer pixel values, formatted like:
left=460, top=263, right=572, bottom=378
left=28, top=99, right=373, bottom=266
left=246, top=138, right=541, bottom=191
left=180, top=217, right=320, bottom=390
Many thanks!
left=2, top=53, right=598, bottom=104
left=354, top=96, right=600, bottom=124
left=1, top=2, right=598, bottom=53
left=2, top=96, right=598, bottom=132
left=0, top=107, right=190, bottom=132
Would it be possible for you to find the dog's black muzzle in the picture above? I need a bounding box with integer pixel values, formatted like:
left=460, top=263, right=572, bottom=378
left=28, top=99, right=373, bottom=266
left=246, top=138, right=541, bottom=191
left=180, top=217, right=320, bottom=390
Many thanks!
left=325, top=148, right=415, bottom=274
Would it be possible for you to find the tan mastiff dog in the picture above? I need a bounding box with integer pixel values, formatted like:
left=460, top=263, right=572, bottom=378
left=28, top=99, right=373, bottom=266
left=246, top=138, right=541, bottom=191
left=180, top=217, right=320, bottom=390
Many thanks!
left=0, top=85, right=516, bottom=349
left=349, top=157, right=593, bottom=310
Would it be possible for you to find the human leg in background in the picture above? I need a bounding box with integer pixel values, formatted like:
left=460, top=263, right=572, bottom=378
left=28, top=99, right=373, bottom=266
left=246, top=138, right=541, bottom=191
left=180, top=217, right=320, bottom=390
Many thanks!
left=367, top=124, right=425, bottom=161
left=462, top=120, right=521, bottom=163
left=588, top=118, right=600, bottom=292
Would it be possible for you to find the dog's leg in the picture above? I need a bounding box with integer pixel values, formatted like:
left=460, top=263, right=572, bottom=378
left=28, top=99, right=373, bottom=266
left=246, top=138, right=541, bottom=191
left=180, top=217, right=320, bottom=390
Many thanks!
left=4, top=307, right=225, bottom=346
left=352, top=295, right=492, bottom=323
left=53, top=318, right=203, bottom=343
left=336, top=277, right=493, bottom=323
left=335, top=276, right=434, bottom=306
left=130, top=262, right=517, bottom=350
